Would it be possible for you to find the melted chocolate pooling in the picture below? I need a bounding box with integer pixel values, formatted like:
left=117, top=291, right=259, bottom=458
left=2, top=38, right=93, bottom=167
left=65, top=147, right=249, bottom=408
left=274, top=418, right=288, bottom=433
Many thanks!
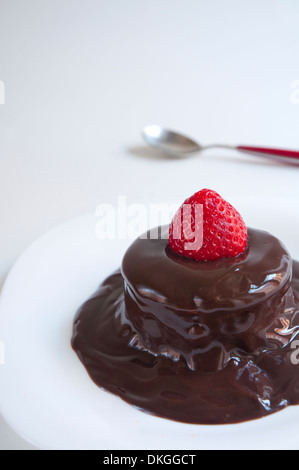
left=71, top=227, right=299, bottom=424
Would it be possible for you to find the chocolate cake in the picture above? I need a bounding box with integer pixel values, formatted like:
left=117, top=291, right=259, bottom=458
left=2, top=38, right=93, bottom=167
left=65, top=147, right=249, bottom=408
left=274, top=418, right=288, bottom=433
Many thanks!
left=71, top=190, right=299, bottom=424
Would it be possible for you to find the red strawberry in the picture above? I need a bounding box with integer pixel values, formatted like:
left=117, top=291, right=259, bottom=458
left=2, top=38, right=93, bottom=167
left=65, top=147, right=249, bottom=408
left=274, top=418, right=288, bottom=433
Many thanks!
left=168, top=189, right=247, bottom=261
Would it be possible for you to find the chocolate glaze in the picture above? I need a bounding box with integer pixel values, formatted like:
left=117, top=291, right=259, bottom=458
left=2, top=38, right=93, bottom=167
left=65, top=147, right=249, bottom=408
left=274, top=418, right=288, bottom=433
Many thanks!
left=71, top=227, right=299, bottom=425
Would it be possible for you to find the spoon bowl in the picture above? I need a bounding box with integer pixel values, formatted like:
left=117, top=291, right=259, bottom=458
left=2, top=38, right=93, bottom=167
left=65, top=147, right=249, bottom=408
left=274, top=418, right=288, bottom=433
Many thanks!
left=142, top=125, right=202, bottom=156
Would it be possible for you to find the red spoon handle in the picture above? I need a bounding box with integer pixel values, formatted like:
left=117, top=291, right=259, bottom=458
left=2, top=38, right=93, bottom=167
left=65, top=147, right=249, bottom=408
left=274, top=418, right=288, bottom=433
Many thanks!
left=237, top=145, right=299, bottom=160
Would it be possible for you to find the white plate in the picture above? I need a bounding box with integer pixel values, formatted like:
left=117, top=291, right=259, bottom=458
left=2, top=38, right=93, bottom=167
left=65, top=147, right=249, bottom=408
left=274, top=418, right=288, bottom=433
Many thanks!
left=1, top=198, right=299, bottom=450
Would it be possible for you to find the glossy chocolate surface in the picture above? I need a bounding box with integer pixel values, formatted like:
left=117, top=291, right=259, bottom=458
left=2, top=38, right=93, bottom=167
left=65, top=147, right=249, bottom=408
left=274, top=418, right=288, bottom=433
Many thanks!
left=71, top=227, right=299, bottom=424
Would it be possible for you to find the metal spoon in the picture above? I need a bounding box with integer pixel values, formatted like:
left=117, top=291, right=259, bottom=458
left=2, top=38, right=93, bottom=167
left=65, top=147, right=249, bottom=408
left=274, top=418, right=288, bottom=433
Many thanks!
left=142, top=125, right=299, bottom=163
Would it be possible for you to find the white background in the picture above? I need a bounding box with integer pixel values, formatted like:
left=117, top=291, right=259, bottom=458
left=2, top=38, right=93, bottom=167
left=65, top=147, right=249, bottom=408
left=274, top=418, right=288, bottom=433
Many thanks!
left=0, top=0, right=299, bottom=449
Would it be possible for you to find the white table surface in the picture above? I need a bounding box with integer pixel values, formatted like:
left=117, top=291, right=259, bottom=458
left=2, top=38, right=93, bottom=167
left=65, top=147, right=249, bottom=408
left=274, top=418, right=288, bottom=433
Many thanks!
left=0, top=0, right=299, bottom=450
